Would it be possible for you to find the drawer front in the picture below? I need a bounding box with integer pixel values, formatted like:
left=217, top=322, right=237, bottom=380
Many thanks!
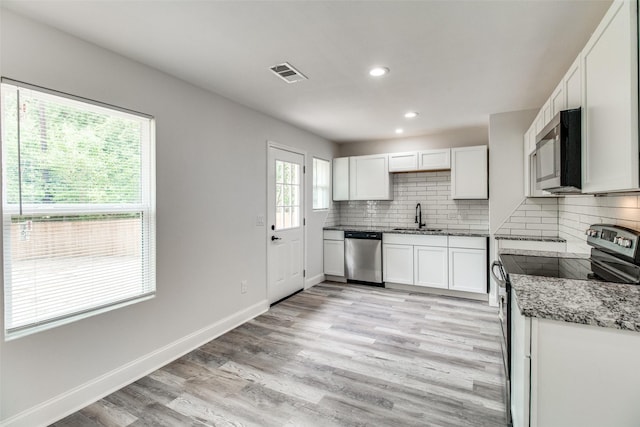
left=384, top=233, right=447, bottom=247
left=323, top=230, right=344, bottom=241
left=448, top=236, right=486, bottom=250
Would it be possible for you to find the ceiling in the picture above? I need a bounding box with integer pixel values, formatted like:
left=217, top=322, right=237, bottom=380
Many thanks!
left=2, top=0, right=612, bottom=143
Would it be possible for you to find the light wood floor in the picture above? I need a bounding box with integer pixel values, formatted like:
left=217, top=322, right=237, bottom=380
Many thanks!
left=51, top=282, right=507, bottom=427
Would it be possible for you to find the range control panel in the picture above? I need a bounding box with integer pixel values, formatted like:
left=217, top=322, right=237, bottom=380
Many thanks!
left=586, top=224, right=640, bottom=263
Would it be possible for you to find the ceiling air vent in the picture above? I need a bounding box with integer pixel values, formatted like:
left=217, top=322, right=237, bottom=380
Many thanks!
left=270, top=62, right=308, bottom=83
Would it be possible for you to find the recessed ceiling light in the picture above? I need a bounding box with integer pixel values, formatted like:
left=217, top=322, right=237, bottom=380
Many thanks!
left=395, top=128, right=404, bottom=134
left=369, top=67, right=389, bottom=77
left=404, top=111, right=419, bottom=119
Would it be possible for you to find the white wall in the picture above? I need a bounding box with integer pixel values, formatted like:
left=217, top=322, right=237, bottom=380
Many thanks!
left=488, top=109, right=537, bottom=234
left=0, top=10, right=337, bottom=425
left=337, top=125, right=487, bottom=157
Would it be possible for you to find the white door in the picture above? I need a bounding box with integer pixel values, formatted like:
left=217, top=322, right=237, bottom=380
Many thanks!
left=267, top=145, right=305, bottom=304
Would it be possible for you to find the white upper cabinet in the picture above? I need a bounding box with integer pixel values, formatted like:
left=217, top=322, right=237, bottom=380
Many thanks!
left=582, top=0, right=639, bottom=193
left=388, top=152, right=418, bottom=172
left=564, top=55, right=582, bottom=110
left=541, top=99, right=552, bottom=126
left=349, top=154, right=393, bottom=200
left=388, top=149, right=451, bottom=172
left=550, top=82, right=565, bottom=118
left=332, top=157, right=350, bottom=201
left=451, top=145, right=488, bottom=199
left=418, top=149, right=451, bottom=170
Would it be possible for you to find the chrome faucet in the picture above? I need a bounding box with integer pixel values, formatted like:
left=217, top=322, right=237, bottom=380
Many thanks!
left=415, top=203, right=426, bottom=229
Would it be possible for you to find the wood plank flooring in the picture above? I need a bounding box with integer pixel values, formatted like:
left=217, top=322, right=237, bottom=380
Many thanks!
left=51, top=282, right=507, bottom=427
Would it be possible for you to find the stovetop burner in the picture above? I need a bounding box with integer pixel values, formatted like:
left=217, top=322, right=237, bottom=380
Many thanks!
left=500, top=254, right=612, bottom=282
left=500, top=225, right=640, bottom=285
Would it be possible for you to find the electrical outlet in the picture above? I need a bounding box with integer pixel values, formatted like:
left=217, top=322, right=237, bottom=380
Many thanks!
left=448, top=212, right=457, bottom=219
left=241, top=280, right=248, bottom=294
left=256, top=215, right=265, bottom=226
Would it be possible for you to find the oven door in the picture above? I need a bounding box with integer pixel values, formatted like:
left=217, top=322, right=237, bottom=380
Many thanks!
left=492, top=261, right=512, bottom=425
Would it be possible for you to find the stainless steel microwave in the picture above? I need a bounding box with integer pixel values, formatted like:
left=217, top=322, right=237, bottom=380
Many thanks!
left=535, top=108, right=582, bottom=193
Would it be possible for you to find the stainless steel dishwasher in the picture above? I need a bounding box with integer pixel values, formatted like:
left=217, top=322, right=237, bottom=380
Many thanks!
left=344, top=231, right=383, bottom=285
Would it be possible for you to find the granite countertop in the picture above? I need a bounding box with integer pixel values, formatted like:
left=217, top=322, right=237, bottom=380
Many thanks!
left=494, top=234, right=566, bottom=243
left=500, top=249, right=640, bottom=332
left=324, top=225, right=489, bottom=238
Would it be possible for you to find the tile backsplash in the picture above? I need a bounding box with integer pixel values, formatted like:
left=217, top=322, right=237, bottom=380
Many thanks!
left=559, top=194, right=640, bottom=253
left=496, top=198, right=559, bottom=237
left=330, top=171, right=489, bottom=231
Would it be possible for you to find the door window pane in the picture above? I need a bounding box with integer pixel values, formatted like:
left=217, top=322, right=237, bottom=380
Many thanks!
left=274, top=159, right=300, bottom=230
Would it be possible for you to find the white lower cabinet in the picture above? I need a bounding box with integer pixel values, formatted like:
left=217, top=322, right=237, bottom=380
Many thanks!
left=383, top=244, right=414, bottom=284
left=511, top=291, right=640, bottom=427
left=414, top=245, right=448, bottom=288
left=448, top=247, right=486, bottom=293
left=383, top=233, right=487, bottom=295
left=448, top=236, right=487, bottom=294
left=323, top=230, right=344, bottom=277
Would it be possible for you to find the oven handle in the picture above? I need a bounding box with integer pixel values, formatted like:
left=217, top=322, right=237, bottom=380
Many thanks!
left=491, top=260, right=507, bottom=288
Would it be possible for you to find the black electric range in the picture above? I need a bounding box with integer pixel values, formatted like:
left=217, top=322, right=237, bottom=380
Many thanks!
left=491, top=224, right=640, bottom=426
left=499, top=250, right=640, bottom=284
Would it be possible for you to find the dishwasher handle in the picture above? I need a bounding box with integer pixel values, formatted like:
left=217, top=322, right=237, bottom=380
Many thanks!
left=344, top=231, right=382, bottom=240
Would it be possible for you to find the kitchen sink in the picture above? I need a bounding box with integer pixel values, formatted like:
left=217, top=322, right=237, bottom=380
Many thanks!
left=393, top=227, right=443, bottom=232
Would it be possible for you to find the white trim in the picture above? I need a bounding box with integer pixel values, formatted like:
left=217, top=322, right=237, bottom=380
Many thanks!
left=0, top=300, right=269, bottom=427
left=304, top=273, right=325, bottom=289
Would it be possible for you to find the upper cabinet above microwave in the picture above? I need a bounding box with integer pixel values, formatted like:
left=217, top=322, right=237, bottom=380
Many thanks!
left=388, top=149, right=451, bottom=173
left=581, top=0, right=638, bottom=193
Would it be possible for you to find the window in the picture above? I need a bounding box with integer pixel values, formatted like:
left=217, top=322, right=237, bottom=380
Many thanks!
left=1, top=79, right=155, bottom=339
left=313, top=158, right=330, bottom=210
left=275, top=160, right=301, bottom=230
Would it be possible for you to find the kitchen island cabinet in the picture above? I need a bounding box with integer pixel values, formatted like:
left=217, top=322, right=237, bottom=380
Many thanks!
left=510, top=275, right=640, bottom=427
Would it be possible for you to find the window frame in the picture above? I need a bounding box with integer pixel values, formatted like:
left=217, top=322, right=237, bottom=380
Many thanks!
left=312, top=157, right=331, bottom=211
left=1, top=78, right=156, bottom=340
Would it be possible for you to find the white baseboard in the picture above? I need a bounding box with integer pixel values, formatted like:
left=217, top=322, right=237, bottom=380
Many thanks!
left=1, top=300, right=269, bottom=427
left=385, top=282, right=489, bottom=302
left=304, top=273, right=325, bottom=289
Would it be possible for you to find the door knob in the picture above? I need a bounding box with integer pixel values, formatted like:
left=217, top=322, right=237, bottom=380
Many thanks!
left=271, top=235, right=282, bottom=241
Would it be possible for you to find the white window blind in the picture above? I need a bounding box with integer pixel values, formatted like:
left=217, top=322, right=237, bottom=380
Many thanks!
left=1, top=79, right=156, bottom=339
left=313, top=157, right=330, bottom=210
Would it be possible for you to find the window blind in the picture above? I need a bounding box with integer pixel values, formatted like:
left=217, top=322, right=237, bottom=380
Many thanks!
left=1, top=80, right=156, bottom=338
